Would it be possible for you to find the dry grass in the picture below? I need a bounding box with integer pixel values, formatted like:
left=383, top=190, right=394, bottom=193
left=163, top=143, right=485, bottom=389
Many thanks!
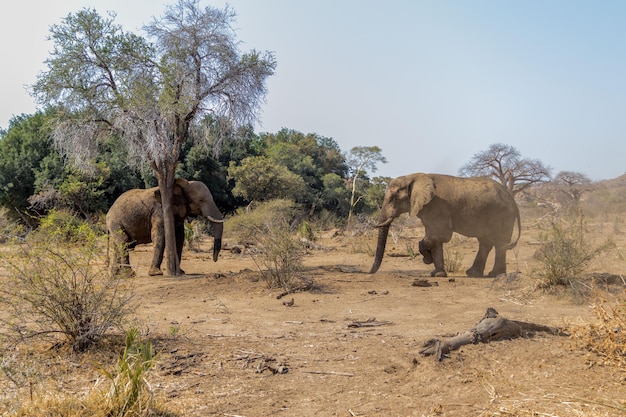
left=2, top=196, right=626, bottom=416
left=573, top=293, right=626, bottom=369
left=1, top=332, right=174, bottom=417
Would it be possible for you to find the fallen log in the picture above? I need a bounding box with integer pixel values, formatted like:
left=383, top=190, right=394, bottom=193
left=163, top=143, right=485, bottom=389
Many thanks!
left=419, top=307, right=566, bottom=361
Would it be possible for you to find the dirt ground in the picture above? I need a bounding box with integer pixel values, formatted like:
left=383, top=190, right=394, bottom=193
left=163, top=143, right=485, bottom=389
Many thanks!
left=4, top=215, right=626, bottom=416
left=131, top=216, right=625, bottom=417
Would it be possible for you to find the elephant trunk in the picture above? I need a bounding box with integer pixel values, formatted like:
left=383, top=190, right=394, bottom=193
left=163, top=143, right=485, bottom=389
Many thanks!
left=211, top=220, right=223, bottom=262
left=369, top=222, right=391, bottom=274
left=200, top=191, right=224, bottom=262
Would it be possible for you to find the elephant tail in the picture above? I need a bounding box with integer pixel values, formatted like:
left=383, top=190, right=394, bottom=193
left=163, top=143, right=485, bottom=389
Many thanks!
left=505, top=204, right=522, bottom=250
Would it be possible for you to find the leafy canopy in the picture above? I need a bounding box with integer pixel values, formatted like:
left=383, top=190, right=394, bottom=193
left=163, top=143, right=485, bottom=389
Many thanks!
left=0, top=113, right=54, bottom=216
left=32, top=0, right=276, bottom=275
left=32, top=1, right=276, bottom=179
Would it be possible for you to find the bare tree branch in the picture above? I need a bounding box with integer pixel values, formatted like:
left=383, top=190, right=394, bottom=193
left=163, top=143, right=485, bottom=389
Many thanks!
left=459, top=143, right=551, bottom=195
left=31, top=1, right=276, bottom=275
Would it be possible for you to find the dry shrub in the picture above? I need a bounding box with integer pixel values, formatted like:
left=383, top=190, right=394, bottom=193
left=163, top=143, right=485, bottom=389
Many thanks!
left=0, top=208, right=30, bottom=244
left=0, top=212, right=135, bottom=352
left=444, top=248, right=464, bottom=273
left=184, top=219, right=207, bottom=252
left=573, top=294, right=626, bottom=368
left=443, top=234, right=466, bottom=273
left=229, top=199, right=308, bottom=290
left=348, top=235, right=374, bottom=255
left=346, top=213, right=375, bottom=237
left=534, top=218, right=614, bottom=292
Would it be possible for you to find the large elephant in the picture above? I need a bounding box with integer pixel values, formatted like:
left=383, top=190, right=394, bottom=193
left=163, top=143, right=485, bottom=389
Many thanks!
left=106, top=178, right=224, bottom=276
left=369, top=173, right=521, bottom=277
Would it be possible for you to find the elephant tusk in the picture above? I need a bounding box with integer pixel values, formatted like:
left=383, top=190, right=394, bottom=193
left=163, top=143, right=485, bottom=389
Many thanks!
left=374, top=218, right=393, bottom=228
left=207, top=216, right=224, bottom=223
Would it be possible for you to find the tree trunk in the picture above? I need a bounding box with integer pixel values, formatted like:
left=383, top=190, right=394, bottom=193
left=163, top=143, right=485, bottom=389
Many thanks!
left=347, top=176, right=358, bottom=227
left=156, top=166, right=182, bottom=276
left=419, top=307, right=565, bottom=361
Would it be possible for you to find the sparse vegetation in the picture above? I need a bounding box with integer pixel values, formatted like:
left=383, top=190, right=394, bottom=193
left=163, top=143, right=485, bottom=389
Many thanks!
left=4, top=330, right=164, bottom=417
left=1, top=197, right=625, bottom=415
left=229, top=199, right=308, bottom=290
left=0, top=212, right=135, bottom=352
left=574, top=295, right=626, bottom=368
left=98, top=328, right=158, bottom=417
left=184, top=219, right=207, bottom=252
left=534, top=217, right=615, bottom=292
left=444, top=248, right=464, bottom=273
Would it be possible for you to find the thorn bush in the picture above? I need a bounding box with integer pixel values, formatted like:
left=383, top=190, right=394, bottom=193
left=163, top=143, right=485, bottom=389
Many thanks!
left=0, top=211, right=135, bottom=352
left=535, top=217, right=615, bottom=290
left=229, top=199, right=308, bottom=290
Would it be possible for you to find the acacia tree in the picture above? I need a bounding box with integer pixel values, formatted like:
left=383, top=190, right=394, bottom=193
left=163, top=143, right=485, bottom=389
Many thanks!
left=32, top=0, right=275, bottom=275
left=458, top=143, right=551, bottom=195
left=553, top=171, right=594, bottom=213
left=346, top=146, right=387, bottom=225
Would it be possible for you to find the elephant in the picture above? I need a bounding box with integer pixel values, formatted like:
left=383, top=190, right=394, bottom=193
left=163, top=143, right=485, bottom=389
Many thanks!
left=106, top=178, right=224, bottom=276
left=369, top=173, right=521, bottom=278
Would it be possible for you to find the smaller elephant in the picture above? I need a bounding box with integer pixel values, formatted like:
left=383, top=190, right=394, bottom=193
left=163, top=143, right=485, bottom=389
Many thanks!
left=369, top=173, right=521, bottom=277
left=106, top=178, right=224, bottom=276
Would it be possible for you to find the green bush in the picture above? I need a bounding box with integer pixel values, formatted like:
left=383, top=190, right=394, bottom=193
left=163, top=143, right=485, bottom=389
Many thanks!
left=297, top=219, right=316, bottom=241
left=34, top=209, right=94, bottom=243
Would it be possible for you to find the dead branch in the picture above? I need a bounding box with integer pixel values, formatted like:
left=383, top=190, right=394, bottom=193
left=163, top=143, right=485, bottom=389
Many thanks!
left=276, top=280, right=314, bottom=299
left=303, top=370, right=354, bottom=377
left=420, top=307, right=566, bottom=361
left=348, top=318, right=393, bottom=328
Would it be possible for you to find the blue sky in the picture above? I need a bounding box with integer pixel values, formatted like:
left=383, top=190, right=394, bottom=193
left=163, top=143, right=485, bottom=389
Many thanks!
left=1, top=1, right=625, bottom=181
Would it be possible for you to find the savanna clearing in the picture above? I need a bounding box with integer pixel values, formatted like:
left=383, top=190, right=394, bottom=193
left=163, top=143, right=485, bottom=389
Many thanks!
left=1, top=207, right=625, bottom=417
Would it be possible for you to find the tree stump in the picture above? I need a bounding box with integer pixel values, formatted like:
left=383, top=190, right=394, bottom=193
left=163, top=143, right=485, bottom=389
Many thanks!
left=419, top=307, right=566, bottom=361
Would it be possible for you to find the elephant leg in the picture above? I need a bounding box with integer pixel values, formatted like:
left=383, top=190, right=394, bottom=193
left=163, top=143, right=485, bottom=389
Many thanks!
left=419, top=238, right=433, bottom=264
left=488, top=246, right=508, bottom=277
left=109, top=240, right=122, bottom=276
left=466, top=240, right=493, bottom=277
left=119, top=246, right=135, bottom=277
left=149, top=227, right=165, bottom=276
left=421, top=217, right=452, bottom=277
left=428, top=240, right=447, bottom=277
left=175, top=224, right=186, bottom=275
left=110, top=233, right=135, bottom=277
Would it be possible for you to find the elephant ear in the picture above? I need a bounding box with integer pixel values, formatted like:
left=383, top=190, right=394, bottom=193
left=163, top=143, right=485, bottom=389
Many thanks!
left=409, top=174, right=435, bottom=217
left=175, top=178, right=190, bottom=188
left=172, top=182, right=188, bottom=218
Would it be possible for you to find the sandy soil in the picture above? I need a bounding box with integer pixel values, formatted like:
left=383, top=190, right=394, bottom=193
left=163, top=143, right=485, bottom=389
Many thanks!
left=3, top=216, right=626, bottom=416
left=133, top=217, right=625, bottom=417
